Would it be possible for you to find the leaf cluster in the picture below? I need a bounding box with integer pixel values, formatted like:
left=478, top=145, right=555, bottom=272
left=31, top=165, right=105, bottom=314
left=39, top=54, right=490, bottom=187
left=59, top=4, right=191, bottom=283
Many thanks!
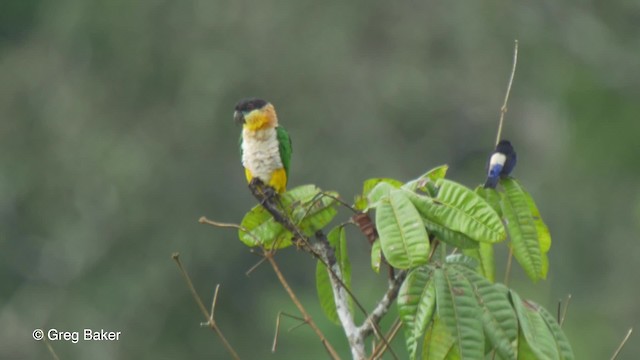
left=236, top=165, right=572, bottom=359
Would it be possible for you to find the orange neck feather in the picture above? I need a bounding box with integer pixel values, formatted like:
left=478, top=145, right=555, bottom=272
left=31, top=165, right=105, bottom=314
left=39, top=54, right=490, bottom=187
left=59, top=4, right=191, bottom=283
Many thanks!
left=243, top=104, right=278, bottom=131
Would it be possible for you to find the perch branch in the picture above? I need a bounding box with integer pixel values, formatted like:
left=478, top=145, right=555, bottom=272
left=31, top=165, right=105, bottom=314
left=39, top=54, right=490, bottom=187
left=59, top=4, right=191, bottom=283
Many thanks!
left=172, top=253, right=241, bottom=360
left=248, top=181, right=369, bottom=317
left=495, top=39, right=519, bottom=146
left=498, top=40, right=519, bottom=285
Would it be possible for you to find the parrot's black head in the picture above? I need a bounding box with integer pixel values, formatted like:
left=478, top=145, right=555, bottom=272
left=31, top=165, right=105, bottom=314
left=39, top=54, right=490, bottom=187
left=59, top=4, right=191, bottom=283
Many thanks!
left=234, top=98, right=268, bottom=124
left=235, top=98, right=268, bottom=113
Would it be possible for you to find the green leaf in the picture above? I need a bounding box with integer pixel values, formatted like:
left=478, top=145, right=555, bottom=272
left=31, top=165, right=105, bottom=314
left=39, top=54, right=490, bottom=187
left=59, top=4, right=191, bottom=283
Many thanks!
left=434, top=268, right=484, bottom=359
left=469, top=187, right=499, bottom=281
left=315, top=226, right=351, bottom=324
left=376, top=189, right=430, bottom=269
left=423, top=218, right=479, bottom=249
left=405, top=179, right=506, bottom=244
left=463, top=242, right=495, bottom=282
left=456, top=266, right=518, bottom=360
left=510, top=291, right=560, bottom=360
left=239, top=205, right=291, bottom=249
left=445, top=254, right=478, bottom=269
left=500, top=178, right=546, bottom=281
left=285, top=186, right=338, bottom=235
left=281, top=184, right=322, bottom=204
left=356, top=178, right=403, bottom=210
left=475, top=186, right=503, bottom=217
left=520, top=181, right=552, bottom=278
left=371, top=239, right=382, bottom=273
left=535, top=302, right=575, bottom=360
left=398, top=266, right=436, bottom=359
left=403, top=165, right=449, bottom=194
left=517, top=329, right=542, bottom=360
left=315, top=260, right=336, bottom=323
left=422, top=316, right=459, bottom=360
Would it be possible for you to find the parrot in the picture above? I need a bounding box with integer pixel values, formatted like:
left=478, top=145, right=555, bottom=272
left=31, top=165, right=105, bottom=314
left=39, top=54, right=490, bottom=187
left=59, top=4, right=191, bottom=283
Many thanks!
left=484, top=140, right=517, bottom=189
left=234, top=98, right=292, bottom=194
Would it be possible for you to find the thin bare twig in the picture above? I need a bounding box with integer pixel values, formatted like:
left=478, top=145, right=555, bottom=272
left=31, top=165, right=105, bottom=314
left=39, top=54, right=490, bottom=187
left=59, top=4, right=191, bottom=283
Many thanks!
left=210, top=284, right=221, bottom=321
left=319, top=191, right=360, bottom=214
left=560, top=294, right=572, bottom=327
left=43, top=336, right=61, bottom=360
left=504, top=247, right=514, bottom=285
left=245, top=257, right=268, bottom=276
left=369, top=318, right=402, bottom=360
left=495, top=39, right=519, bottom=146
left=264, top=251, right=341, bottom=360
left=272, top=311, right=308, bottom=353
left=498, top=40, right=519, bottom=284
left=172, top=253, right=241, bottom=360
left=199, top=216, right=261, bottom=244
left=610, top=328, right=633, bottom=360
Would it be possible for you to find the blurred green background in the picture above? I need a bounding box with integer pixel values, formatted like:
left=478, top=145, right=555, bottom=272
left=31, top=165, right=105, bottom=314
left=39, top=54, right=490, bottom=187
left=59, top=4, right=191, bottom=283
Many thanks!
left=1, top=0, right=639, bottom=359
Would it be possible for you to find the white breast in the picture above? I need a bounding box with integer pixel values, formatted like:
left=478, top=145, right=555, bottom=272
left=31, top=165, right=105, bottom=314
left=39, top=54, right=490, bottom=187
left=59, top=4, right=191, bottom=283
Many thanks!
left=242, top=127, right=283, bottom=182
left=489, top=153, right=507, bottom=167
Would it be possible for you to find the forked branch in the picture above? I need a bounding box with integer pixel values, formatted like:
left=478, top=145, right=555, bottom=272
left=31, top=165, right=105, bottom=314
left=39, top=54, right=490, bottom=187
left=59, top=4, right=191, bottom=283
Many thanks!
left=172, top=253, right=241, bottom=360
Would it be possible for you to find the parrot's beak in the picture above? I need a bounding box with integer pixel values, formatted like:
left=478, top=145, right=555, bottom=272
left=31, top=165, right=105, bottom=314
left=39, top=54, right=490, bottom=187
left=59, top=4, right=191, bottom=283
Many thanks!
left=233, top=111, right=245, bottom=124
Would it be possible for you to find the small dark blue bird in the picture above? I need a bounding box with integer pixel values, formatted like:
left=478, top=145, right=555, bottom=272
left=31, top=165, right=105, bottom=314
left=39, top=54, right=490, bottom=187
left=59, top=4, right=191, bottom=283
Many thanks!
left=484, top=140, right=517, bottom=189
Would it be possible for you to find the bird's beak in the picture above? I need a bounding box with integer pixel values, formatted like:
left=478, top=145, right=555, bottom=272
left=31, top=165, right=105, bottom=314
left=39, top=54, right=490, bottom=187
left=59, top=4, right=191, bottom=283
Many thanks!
left=234, top=111, right=245, bottom=124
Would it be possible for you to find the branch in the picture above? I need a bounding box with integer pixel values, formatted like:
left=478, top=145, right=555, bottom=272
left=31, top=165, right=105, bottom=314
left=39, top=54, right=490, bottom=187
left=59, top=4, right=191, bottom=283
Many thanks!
left=263, top=250, right=342, bottom=360
left=610, top=328, right=633, bottom=360
left=248, top=181, right=367, bottom=316
left=172, top=253, right=241, bottom=360
left=559, top=293, right=572, bottom=327
left=369, top=318, right=402, bottom=360
left=358, top=270, right=406, bottom=338
left=497, top=39, right=519, bottom=286
left=272, top=311, right=307, bottom=353
left=43, top=336, right=61, bottom=360
left=495, top=39, right=519, bottom=146
left=247, top=181, right=395, bottom=359
left=315, top=231, right=365, bottom=359
left=197, top=215, right=341, bottom=358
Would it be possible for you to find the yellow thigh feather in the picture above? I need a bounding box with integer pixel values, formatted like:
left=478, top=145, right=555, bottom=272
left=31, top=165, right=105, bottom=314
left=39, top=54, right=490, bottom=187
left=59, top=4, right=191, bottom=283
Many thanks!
left=245, top=167, right=288, bottom=193
left=269, top=168, right=288, bottom=193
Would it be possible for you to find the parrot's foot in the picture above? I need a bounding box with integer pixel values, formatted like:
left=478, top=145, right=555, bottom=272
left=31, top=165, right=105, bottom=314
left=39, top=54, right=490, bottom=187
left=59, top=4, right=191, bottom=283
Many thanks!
left=249, top=178, right=278, bottom=206
left=262, top=186, right=277, bottom=202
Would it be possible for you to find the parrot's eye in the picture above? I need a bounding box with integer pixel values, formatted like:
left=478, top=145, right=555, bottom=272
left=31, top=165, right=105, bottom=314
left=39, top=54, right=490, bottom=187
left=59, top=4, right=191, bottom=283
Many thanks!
left=246, top=104, right=254, bottom=110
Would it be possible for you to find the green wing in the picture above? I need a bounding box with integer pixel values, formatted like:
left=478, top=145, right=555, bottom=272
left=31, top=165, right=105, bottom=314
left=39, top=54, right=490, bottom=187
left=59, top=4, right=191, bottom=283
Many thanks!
left=276, top=126, right=292, bottom=176
left=238, top=134, right=243, bottom=161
